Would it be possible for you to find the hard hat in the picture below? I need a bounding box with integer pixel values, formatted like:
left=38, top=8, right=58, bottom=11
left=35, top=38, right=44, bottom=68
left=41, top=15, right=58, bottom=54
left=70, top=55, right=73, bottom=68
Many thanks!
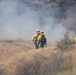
left=40, top=30, right=44, bottom=33
left=36, top=29, right=40, bottom=32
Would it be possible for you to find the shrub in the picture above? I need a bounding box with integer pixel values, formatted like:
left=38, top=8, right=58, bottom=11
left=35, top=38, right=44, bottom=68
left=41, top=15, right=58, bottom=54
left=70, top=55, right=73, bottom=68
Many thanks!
left=0, top=68, right=6, bottom=75
left=15, top=54, right=47, bottom=75
left=56, top=32, right=73, bottom=51
left=44, top=53, right=73, bottom=74
left=15, top=52, right=73, bottom=75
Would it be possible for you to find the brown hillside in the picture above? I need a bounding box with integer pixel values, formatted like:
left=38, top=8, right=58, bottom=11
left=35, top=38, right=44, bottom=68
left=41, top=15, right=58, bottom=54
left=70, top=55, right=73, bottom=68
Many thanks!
left=0, top=41, right=76, bottom=75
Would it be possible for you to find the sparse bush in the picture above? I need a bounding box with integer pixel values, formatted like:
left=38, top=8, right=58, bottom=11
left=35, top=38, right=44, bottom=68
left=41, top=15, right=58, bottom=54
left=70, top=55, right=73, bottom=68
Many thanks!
left=15, top=52, right=73, bottom=75
left=56, top=32, right=73, bottom=52
left=45, top=53, right=73, bottom=74
left=0, top=68, right=6, bottom=75
left=15, top=54, right=47, bottom=75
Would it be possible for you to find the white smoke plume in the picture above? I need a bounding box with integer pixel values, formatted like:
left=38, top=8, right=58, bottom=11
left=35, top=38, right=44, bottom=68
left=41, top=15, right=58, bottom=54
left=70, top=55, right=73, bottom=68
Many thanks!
left=0, top=0, right=69, bottom=43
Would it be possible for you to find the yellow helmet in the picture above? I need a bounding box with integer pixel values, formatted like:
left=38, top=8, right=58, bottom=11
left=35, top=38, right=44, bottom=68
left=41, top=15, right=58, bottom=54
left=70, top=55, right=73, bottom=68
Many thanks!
left=40, top=30, right=44, bottom=33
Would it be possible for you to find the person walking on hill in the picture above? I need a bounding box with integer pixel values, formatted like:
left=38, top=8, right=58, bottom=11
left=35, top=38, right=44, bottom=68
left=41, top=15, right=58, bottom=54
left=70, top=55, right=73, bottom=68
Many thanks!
left=38, top=30, right=47, bottom=48
left=32, top=29, right=41, bottom=49
left=74, top=36, right=76, bottom=43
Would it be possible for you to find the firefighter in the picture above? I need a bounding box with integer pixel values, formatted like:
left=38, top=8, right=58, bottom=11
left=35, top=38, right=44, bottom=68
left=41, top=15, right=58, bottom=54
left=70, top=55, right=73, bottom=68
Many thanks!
left=74, top=36, right=76, bottom=43
left=38, top=30, right=47, bottom=48
left=32, top=29, right=41, bottom=49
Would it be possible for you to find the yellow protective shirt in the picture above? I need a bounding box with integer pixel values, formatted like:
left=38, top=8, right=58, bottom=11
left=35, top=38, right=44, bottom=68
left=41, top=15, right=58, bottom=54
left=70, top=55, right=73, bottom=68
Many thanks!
left=38, top=34, right=46, bottom=42
left=32, top=34, right=37, bottom=41
left=37, top=34, right=42, bottom=41
left=32, top=34, right=41, bottom=41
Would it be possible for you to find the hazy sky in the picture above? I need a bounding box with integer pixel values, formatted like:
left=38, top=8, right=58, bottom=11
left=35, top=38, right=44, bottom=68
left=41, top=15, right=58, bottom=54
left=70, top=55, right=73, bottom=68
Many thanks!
left=0, top=0, right=75, bottom=43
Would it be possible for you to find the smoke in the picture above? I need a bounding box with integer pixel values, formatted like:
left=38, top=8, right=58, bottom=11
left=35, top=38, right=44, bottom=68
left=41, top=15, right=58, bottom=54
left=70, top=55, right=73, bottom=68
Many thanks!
left=63, top=5, right=76, bottom=33
left=0, top=0, right=40, bottom=40
left=0, top=0, right=76, bottom=43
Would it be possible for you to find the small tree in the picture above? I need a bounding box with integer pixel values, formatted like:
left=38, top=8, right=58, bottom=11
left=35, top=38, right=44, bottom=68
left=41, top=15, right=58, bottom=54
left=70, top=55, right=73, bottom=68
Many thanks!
left=56, top=32, right=73, bottom=51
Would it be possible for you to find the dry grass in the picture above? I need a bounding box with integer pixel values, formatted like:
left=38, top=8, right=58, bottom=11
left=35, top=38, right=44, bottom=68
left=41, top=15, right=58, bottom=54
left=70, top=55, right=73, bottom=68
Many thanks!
left=0, top=41, right=76, bottom=75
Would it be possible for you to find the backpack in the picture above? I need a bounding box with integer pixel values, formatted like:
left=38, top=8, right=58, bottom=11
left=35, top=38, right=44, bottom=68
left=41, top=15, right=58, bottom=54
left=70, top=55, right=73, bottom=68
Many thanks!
left=40, top=35, right=46, bottom=43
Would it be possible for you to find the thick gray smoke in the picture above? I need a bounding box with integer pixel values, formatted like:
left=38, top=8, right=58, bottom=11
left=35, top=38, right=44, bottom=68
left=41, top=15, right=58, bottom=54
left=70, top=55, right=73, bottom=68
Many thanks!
left=0, top=0, right=40, bottom=40
left=0, top=0, right=76, bottom=43
left=63, top=5, right=76, bottom=33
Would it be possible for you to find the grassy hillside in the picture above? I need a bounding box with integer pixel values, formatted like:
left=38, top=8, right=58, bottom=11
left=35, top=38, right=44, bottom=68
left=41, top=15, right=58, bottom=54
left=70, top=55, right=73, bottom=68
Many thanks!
left=0, top=41, right=76, bottom=75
